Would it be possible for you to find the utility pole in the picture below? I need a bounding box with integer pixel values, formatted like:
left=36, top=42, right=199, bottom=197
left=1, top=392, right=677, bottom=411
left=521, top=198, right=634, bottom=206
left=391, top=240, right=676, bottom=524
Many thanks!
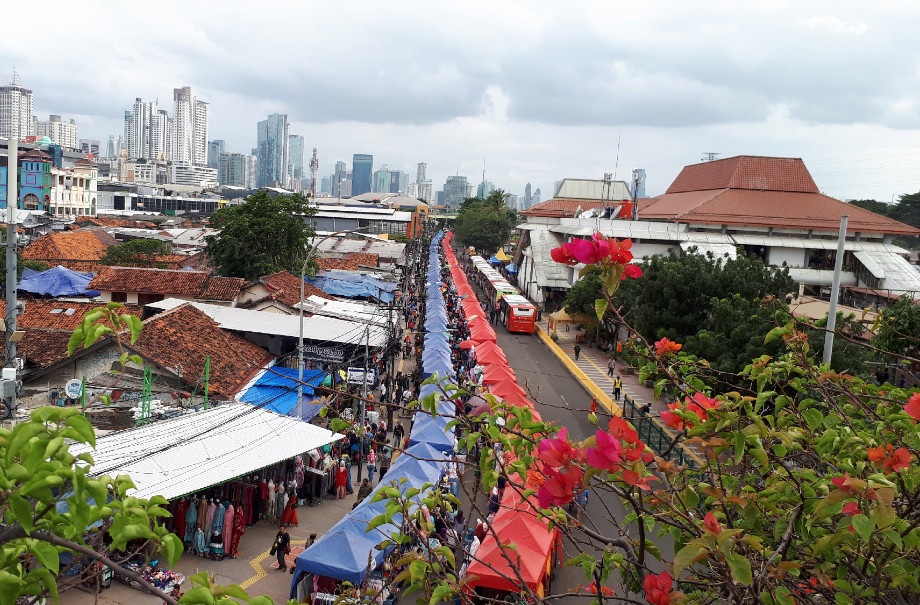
left=823, top=215, right=848, bottom=366
left=3, top=126, right=21, bottom=419
left=356, top=324, right=370, bottom=483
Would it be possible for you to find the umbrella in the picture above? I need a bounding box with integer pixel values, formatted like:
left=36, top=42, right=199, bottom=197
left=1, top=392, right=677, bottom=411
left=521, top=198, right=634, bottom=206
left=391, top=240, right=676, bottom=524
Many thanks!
left=458, top=340, right=476, bottom=350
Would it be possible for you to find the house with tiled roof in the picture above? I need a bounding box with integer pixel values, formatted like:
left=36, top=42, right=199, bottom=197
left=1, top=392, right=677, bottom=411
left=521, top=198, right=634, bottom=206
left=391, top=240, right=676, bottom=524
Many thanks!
left=19, top=303, right=273, bottom=408
left=87, top=267, right=246, bottom=307
left=21, top=230, right=117, bottom=271
left=515, top=156, right=920, bottom=307
left=238, top=270, right=333, bottom=314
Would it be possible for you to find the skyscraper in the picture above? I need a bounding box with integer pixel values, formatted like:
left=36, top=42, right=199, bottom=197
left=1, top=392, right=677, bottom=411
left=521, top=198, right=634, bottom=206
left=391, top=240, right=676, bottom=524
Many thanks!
left=288, top=135, right=305, bottom=183
left=524, top=182, right=532, bottom=209
left=256, top=114, right=289, bottom=188
left=0, top=69, right=34, bottom=139
left=106, top=135, right=117, bottom=158
left=35, top=115, right=77, bottom=148
left=124, top=99, right=171, bottom=160
left=173, top=86, right=208, bottom=165
left=417, top=162, right=427, bottom=185
left=532, top=188, right=542, bottom=206
left=631, top=168, right=647, bottom=198
left=333, top=160, right=347, bottom=197
left=352, top=154, right=373, bottom=196
left=373, top=165, right=390, bottom=193
left=443, top=175, right=469, bottom=208
left=477, top=180, right=495, bottom=198
left=208, top=140, right=225, bottom=169
left=219, top=152, right=258, bottom=188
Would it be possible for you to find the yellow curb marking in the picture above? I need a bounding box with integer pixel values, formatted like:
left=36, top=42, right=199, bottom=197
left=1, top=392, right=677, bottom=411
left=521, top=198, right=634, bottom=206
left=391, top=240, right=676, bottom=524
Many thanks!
left=240, top=548, right=270, bottom=590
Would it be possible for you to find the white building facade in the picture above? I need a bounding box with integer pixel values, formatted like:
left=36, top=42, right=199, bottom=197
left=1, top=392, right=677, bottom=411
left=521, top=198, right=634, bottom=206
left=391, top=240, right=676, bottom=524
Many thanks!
left=0, top=71, right=34, bottom=139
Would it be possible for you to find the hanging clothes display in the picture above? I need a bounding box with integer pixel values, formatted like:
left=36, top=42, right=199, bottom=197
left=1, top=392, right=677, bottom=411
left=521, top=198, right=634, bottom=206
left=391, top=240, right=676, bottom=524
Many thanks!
left=196, top=498, right=208, bottom=531
left=228, top=505, right=245, bottom=558
left=222, top=504, right=235, bottom=553
left=174, top=499, right=189, bottom=542
left=204, top=500, right=217, bottom=535
left=185, top=499, right=198, bottom=542
left=211, top=502, right=225, bottom=537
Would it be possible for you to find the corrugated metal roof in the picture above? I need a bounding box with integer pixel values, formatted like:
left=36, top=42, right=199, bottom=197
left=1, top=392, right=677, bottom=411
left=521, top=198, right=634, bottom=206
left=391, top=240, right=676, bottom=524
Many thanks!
left=70, top=403, right=343, bottom=500
left=854, top=251, right=920, bottom=294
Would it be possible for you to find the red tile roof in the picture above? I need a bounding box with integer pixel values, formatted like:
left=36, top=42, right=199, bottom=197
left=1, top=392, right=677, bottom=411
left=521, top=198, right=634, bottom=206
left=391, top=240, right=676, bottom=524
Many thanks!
left=315, top=253, right=380, bottom=271
left=259, top=271, right=333, bottom=307
left=18, top=329, right=74, bottom=368
left=519, top=198, right=618, bottom=218
left=665, top=156, right=819, bottom=194
left=75, top=215, right=158, bottom=229
left=22, top=230, right=115, bottom=264
left=88, top=267, right=244, bottom=301
left=0, top=300, right=144, bottom=331
left=124, top=304, right=273, bottom=397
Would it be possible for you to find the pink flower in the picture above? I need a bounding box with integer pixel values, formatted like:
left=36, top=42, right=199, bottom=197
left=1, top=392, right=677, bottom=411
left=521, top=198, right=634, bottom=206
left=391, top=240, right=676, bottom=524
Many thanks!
left=586, top=429, right=623, bottom=471
left=905, top=392, right=920, bottom=421
left=703, top=512, right=723, bottom=535
left=538, top=427, right=579, bottom=469
left=550, top=244, right=578, bottom=265
left=537, top=465, right=584, bottom=509
left=621, top=469, right=657, bottom=491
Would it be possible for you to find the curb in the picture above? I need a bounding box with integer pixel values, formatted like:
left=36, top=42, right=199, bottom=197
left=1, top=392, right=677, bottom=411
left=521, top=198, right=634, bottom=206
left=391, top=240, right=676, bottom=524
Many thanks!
left=535, top=325, right=622, bottom=416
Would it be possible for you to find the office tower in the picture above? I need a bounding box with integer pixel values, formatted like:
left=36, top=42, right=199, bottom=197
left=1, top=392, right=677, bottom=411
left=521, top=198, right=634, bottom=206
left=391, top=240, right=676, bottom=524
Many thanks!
left=554, top=180, right=562, bottom=197
left=443, top=175, right=469, bottom=208
left=35, top=115, right=77, bottom=148
left=150, top=109, right=170, bottom=159
left=218, top=152, right=258, bottom=188
left=373, top=164, right=390, bottom=193
left=416, top=162, right=426, bottom=184
left=208, top=139, right=225, bottom=169
left=320, top=176, right=331, bottom=194
left=418, top=181, right=432, bottom=204
left=352, top=154, right=373, bottom=196
left=79, top=139, right=101, bottom=156
left=106, top=135, right=116, bottom=158
left=288, top=134, right=304, bottom=183
left=477, top=180, right=495, bottom=199
left=436, top=190, right=445, bottom=205
left=333, top=160, right=347, bottom=197
left=631, top=168, right=646, bottom=198
left=173, top=86, right=208, bottom=164
left=256, top=113, right=289, bottom=188
left=532, top=188, right=541, bottom=206
left=389, top=171, right=400, bottom=194
left=0, top=69, right=34, bottom=139
left=397, top=171, right=408, bottom=194
left=524, top=182, right=532, bottom=209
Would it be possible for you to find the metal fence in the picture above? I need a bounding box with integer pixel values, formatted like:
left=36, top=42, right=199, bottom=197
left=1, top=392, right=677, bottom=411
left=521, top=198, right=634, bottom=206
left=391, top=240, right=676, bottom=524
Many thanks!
left=622, top=393, right=700, bottom=470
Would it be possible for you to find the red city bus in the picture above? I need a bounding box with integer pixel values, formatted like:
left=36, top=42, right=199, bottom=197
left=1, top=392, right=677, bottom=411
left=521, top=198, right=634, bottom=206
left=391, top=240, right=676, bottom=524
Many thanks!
left=500, top=294, right=537, bottom=333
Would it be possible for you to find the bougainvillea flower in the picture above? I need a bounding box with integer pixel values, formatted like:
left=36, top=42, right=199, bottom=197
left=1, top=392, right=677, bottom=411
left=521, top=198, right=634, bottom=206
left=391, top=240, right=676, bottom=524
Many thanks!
left=538, top=427, right=580, bottom=469
left=623, top=264, right=643, bottom=279
left=621, top=469, right=657, bottom=491
left=566, top=236, right=606, bottom=265
left=904, top=392, right=920, bottom=421
left=550, top=244, right=578, bottom=265
left=830, top=473, right=863, bottom=495
left=608, top=238, right=634, bottom=265
left=537, top=464, right=584, bottom=508
left=703, top=512, right=723, bottom=535
left=643, top=571, right=672, bottom=605
left=608, top=417, right=640, bottom=445
left=661, top=392, right=719, bottom=431
left=842, top=502, right=861, bottom=517
left=586, top=429, right=623, bottom=471
left=867, top=444, right=911, bottom=472
left=654, top=337, right=683, bottom=356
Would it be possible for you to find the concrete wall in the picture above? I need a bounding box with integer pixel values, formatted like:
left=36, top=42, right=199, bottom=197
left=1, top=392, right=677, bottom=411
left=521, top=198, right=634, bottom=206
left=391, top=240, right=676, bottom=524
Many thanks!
left=769, top=247, right=806, bottom=268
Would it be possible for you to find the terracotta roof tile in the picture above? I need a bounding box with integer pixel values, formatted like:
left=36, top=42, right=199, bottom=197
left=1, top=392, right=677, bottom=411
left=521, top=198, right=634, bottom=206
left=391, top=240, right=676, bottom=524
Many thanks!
left=0, top=300, right=144, bottom=331
left=519, top=198, right=616, bottom=218
left=260, top=271, right=333, bottom=306
left=87, top=267, right=245, bottom=301
left=22, top=230, right=115, bottom=263
left=125, top=304, right=273, bottom=397
left=316, top=252, right=380, bottom=271
left=18, top=329, right=74, bottom=368
left=665, top=156, right=820, bottom=194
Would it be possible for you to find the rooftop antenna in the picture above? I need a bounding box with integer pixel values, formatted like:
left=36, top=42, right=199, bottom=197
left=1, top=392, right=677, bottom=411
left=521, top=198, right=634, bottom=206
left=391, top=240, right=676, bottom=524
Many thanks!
left=9, top=66, right=22, bottom=87
left=613, top=130, right=622, bottom=181
left=701, top=152, right=720, bottom=162
left=481, top=158, right=486, bottom=197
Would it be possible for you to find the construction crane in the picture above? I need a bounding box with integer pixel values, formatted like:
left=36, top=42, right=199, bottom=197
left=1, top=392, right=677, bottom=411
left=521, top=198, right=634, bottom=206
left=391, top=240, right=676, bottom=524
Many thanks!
left=309, top=147, right=319, bottom=198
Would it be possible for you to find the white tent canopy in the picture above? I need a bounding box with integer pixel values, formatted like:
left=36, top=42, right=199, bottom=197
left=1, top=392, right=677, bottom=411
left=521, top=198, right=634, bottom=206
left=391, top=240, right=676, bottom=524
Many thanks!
left=71, top=403, right=344, bottom=500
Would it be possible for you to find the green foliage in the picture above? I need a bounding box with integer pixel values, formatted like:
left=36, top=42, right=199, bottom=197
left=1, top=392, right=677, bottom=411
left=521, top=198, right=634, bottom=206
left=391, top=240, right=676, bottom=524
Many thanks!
left=874, top=295, right=920, bottom=359
left=453, top=190, right=516, bottom=255
left=19, top=259, right=50, bottom=279
left=99, top=238, right=169, bottom=268
left=205, top=191, right=317, bottom=281
left=563, top=272, right=602, bottom=316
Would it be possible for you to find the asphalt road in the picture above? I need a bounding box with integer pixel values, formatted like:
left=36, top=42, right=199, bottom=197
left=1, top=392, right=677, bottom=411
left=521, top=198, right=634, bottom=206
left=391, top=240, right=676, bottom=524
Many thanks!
left=494, top=327, right=674, bottom=602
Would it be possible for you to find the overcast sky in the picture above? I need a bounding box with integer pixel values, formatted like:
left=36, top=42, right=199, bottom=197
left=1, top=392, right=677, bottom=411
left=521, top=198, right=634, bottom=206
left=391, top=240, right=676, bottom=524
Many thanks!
left=3, top=0, right=920, bottom=202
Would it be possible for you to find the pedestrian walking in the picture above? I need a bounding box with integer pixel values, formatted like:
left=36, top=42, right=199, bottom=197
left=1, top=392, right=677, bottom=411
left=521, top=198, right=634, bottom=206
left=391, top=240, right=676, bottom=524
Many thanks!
left=271, top=524, right=291, bottom=571
left=590, top=396, right=598, bottom=414
left=613, top=376, right=622, bottom=402
left=607, top=357, right=615, bottom=376
left=573, top=344, right=581, bottom=361
left=335, top=461, right=347, bottom=499
left=367, top=449, right=377, bottom=483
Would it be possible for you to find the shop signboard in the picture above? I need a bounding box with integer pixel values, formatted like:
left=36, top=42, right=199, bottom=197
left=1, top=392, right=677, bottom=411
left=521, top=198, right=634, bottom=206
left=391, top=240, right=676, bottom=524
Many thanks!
left=346, top=367, right=374, bottom=386
left=303, top=344, right=346, bottom=364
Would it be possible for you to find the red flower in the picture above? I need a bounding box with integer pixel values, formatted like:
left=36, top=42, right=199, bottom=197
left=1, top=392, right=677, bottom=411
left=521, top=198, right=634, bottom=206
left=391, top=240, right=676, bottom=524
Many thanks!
left=586, top=429, right=623, bottom=471
left=905, top=392, right=920, bottom=421
left=842, top=502, right=861, bottom=517
left=643, top=571, right=672, bottom=605
left=623, top=264, right=643, bottom=279
left=867, top=443, right=911, bottom=472
left=537, top=427, right=579, bottom=469
left=703, top=512, right=723, bottom=535
left=830, top=472, right=862, bottom=495
left=660, top=392, right=719, bottom=431
left=550, top=244, right=578, bottom=265
left=537, top=465, right=584, bottom=509
left=621, top=469, right=657, bottom=491
left=654, top=337, right=682, bottom=356
left=607, top=417, right=640, bottom=445
left=608, top=238, right=635, bottom=265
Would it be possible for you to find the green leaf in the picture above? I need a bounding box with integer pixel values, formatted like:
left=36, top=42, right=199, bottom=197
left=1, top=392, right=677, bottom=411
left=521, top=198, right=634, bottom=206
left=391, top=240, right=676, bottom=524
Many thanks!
left=594, top=298, right=608, bottom=323
left=430, top=583, right=455, bottom=605
left=672, top=543, right=707, bottom=579
left=802, top=408, right=823, bottom=432
left=181, top=586, right=216, bottom=605
left=214, top=584, right=250, bottom=600
left=882, top=528, right=903, bottom=551
left=681, top=487, right=700, bottom=509
left=408, top=560, right=427, bottom=582
left=67, top=327, right=85, bottom=355
left=850, top=514, right=874, bottom=542
left=8, top=494, right=33, bottom=533
left=121, top=314, right=144, bottom=344
left=764, top=324, right=791, bottom=344
left=30, top=541, right=61, bottom=574
left=65, top=414, right=96, bottom=448
left=726, top=553, right=752, bottom=585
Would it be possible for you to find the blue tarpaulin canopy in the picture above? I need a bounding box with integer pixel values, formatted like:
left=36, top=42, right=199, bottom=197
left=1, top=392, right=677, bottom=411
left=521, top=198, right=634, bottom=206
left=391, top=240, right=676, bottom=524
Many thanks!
left=489, top=256, right=502, bottom=264
left=505, top=263, right=518, bottom=273
left=240, top=366, right=327, bottom=420
left=18, top=265, right=99, bottom=297
left=308, top=271, right=397, bottom=302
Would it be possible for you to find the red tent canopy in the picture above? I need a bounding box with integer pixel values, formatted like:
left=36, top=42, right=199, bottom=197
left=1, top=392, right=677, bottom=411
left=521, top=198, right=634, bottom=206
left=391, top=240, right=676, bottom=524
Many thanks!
left=489, top=381, right=527, bottom=399
left=474, top=347, right=507, bottom=365
left=481, top=366, right=517, bottom=385
left=469, top=323, right=497, bottom=343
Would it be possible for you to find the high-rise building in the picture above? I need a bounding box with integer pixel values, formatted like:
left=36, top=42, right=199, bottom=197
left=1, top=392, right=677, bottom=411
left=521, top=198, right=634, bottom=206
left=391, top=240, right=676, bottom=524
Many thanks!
left=416, top=162, right=427, bottom=184
left=524, top=182, right=532, bottom=209
left=173, top=86, right=208, bottom=165
left=443, top=175, right=469, bottom=208
left=288, top=134, right=304, bottom=183
left=320, top=176, right=331, bottom=194
left=631, top=168, right=646, bottom=198
left=418, top=181, right=433, bottom=204
left=219, top=152, right=258, bottom=188
left=0, top=69, right=34, bottom=139
left=532, top=188, right=542, bottom=206
left=477, top=180, right=495, bottom=199
left=35, top=115, right=77, bottom=148
left=333, top=160, right=347, bottom=197
left=124, top=99, right=171, bottom=160
left=256, top=113, right=289, bottom=188
left=554, top=180, right=563, bottom=197
left=208, top=140, right=225, bottom=169
left=150, top=109, right=170, bottom=159
left=79, top=139, right=101, bottom=156
left=373, top=164, right=390, bottom=193
left=397, top=171, right=409, bottom=194
left=352, top=154, right=373, bottom=196
left=389, top=171, right=401, bottom=194
left=106, top=135, right=117, bottom=158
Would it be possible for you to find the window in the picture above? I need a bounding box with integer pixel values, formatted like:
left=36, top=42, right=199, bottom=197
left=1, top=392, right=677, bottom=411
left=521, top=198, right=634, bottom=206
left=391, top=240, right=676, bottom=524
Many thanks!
left=111, top=292, right=128, bottom=303
left=137, top=293, right=164, bottom=306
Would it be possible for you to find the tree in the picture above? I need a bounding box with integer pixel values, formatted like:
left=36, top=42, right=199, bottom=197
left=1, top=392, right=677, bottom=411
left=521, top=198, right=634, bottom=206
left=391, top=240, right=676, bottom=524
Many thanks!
left=563, top=272, right=602, bottom=316
left=205, top=190, right=316, bottom=281
left=453, top=190, right=516, bottom=255
left=874, top=295, right=920, bottom=360
left=99, top=239, right=170, bottom=268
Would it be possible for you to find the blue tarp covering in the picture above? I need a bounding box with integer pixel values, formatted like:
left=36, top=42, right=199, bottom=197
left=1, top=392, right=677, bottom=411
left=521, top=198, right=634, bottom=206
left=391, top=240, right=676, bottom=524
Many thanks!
left=18, top=265, right=99, bottom=297
left=308, top=271, right=397, bottom=302
left=489, top=256, right=502, bottom=264
left=505, top=263, right=518, bottom=273
left=240, top=366, right=327, bottom=420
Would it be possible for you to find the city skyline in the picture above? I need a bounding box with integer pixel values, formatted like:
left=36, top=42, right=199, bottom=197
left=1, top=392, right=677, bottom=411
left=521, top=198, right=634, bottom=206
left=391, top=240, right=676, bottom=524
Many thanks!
left=3, top=1, right=920, bottom=203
